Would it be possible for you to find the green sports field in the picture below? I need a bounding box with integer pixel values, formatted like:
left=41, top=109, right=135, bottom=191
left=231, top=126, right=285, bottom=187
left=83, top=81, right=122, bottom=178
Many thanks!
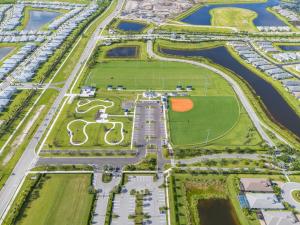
left=15, top=174, right=93, bottom=225
left=168, top=96, right=239, bottom=145
left=84, top=61, right=233, bottom=95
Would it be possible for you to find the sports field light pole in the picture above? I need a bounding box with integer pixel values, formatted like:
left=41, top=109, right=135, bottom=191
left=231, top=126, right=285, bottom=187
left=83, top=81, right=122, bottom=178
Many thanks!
left=205, top=129, right=211, bottom=145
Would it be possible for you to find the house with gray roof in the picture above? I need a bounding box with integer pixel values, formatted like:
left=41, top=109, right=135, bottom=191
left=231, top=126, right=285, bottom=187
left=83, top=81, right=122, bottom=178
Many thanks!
left=245, top=193, right=284, bottom=209
left=262, top=210, right=300, bottom=225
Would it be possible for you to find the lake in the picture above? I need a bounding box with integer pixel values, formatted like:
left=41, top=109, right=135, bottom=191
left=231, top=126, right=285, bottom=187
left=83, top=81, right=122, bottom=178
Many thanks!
left=198, top=199, right=241, bottom=225
left=0, top=47, right=13, bottom=61
left=159, top=46, right=300, bottom=138
left=278, top=45, right=300, bottom=51
left=181, top=0, right=285, bottom=26
left=24, top=10, right=60, bottom=31
left=117, top=21, right=146, bottom=32
left=106, top=46, right=139, bottom=58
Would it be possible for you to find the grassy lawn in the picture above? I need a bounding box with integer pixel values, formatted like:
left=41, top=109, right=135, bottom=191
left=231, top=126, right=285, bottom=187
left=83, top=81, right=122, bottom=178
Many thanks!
left=14, top=174, right=94, bottom=225
left=210, top=7, right=257, bottom=32
left=168, top=173, right=256, bottom=225
left=168, top=96, right=239, bottom=146
left=292, top=190, right=300, bottom=203
left=83, top=60, right=234, bottom=95
left=45, top=94, right=134, bottom=150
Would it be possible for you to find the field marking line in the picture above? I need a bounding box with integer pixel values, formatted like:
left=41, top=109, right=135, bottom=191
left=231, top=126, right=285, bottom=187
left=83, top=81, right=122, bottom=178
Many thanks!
left=0, top=36, right=82, bottom=155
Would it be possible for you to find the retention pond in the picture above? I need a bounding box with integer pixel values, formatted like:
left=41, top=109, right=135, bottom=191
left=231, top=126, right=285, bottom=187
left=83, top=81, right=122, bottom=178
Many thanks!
left=181, top=0, right=285, bottom=26
left=0, top=47, right=13, bottom=61
left=278, top=45, right=300, bottom=51
left=117, top=21, right=146, bottom=32
left=159, top=46, right=300, bottom=138
left=24, top=10, right=60, bottom=31
left=106, top=46, right=139, bottom=58
left=198, top=199, right=241, bottom=225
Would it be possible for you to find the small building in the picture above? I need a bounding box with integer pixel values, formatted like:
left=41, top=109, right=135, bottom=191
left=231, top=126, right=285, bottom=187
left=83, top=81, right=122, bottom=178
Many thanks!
left=116, top=85, right=124, bottom=91
left=186, top=85, right=193, bottom=91
left=95, top=109, right=108, bottom=123
left=80, top=86, right=96, bottom=97
left=262, top=210, right=300, bottom=225
left=107, top=85, right=113, bottom=91
left=245, top=193, right=284, bottom=209
left=240, top=178, right=273, bottom=192
left=176, top=85, right=182, bottom=91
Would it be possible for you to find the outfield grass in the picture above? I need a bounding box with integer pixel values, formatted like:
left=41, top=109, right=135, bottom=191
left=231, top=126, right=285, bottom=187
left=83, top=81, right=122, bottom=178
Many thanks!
left=168, top=96, right=239, bottom=146
left=84, top=61, right=234, bottom=95
left=210, top=7, right=257, bottom=32
left=14, top=174, right=94, bottom=225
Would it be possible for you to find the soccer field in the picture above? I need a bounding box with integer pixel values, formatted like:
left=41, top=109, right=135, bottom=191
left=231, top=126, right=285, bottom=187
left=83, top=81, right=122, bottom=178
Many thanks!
left=15, top=174, right=93, bottom=225
left=168, top=96, right=240, bottom=145
left=84, top=61, right=233, bottom=95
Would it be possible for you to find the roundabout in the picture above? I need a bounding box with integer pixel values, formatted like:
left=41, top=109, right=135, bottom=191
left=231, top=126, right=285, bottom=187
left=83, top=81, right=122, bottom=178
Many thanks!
left=282, top=182, right=300, bottom=211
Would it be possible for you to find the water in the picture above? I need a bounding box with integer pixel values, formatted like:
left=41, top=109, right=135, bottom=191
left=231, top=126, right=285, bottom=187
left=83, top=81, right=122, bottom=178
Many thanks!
left=117, top=21, right=146, bottom=32
left=198, top=199, right=241, bottom=225
left=106, top=46, right=139, bottom=58
left=159, top=46, right=300, bottom=138
left=0, top=47, right=13, bottom=61
left=24, top=10, right=60, bottom=31
left=181, top=0, right=285, bottom=26
left=278, top=45, right=300, bottom=51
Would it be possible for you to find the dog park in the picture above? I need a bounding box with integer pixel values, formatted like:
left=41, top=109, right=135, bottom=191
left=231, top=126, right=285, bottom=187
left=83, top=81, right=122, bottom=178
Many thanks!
left=44, top=94, right=134, bottom=151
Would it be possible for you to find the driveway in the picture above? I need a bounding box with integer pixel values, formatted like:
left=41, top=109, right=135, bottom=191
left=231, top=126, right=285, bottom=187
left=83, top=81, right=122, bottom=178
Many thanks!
left=281, top=182, right=300, bottom=211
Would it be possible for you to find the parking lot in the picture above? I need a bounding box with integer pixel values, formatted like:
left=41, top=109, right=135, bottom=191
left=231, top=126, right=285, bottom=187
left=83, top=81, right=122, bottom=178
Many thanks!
left=132, top=101, right=166, bottom=150
left=111, top=175, right=167, bottom=225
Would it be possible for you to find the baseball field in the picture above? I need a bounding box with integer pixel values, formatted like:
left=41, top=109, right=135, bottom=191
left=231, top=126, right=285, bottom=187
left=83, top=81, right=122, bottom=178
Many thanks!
left=168, top=96, right=240, bottom=145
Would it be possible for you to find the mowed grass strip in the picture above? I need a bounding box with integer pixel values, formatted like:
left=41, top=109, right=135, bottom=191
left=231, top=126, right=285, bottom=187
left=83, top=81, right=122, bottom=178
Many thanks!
left=15, top=174, right=94, bottom=225
left=210, top=7, right=257, bottom=32
left=169, top=96, right=239, bottom=145
left=84, top=61, right=233, bottom=95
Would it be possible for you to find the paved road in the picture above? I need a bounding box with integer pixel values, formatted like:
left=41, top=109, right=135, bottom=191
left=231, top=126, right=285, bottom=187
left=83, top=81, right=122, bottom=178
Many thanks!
left=92, top=173, right=121, bottom=225
left=281, top=182, right=300, bottom=211
left=147, top=40, right=274, bottom=148
left=176, top=153, right=268, bottom=165
left=0, top=0, right=125, bottom=222
left=37, top=149, right=145, bottom=168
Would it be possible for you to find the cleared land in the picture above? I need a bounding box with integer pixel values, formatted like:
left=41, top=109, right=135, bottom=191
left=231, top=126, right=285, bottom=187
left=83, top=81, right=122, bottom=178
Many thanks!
left=168, top=96, right=239, bottom=145
left=14, top=174, right=94, bottom=225
left=210, top=7, right=257, bottom=32
left=84, top=60, right=234, bottom=95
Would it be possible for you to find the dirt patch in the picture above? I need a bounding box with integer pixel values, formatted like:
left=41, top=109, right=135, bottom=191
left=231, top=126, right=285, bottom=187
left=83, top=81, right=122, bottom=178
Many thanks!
left=170, top=98, right=194, bottom=112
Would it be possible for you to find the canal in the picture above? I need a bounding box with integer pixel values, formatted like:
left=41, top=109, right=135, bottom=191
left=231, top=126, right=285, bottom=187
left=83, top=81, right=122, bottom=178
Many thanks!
left=159, top=46, right=300, bottom=138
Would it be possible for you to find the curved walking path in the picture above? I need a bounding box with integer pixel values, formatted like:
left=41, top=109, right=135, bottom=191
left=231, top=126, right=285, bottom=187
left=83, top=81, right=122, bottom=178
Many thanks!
left=146, top=40, right=275, bottom=147
left=67, top=99, right=125, bottom=146
left=282, top=182, right=300, bottom=211
left=76, top=99, right=114, bottom=114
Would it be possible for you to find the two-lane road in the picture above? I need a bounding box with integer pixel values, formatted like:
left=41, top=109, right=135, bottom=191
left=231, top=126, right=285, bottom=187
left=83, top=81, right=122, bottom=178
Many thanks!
left=0, top=0, right=124, bottom=222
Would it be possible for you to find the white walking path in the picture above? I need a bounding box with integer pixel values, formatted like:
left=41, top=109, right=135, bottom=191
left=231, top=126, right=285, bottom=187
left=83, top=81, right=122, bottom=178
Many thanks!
left=67, top=99, right=125, bottom=146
